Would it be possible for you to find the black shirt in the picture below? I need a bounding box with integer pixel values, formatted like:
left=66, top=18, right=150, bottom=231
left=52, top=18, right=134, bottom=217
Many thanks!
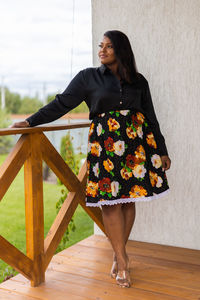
left=26, top=64, right=169, bottom=156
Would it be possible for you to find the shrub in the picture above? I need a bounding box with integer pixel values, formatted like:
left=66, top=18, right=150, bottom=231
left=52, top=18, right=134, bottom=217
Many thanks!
left=5, top=88, right=21, bottom=114
left=18, top=97, right=43, bottom=114
left=55, top=131, right=81, bottom=253
left=0, top=110, right=13, bottom=154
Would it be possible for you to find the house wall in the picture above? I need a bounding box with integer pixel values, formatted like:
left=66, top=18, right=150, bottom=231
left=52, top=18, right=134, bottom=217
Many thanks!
left=91, top=0, right=200, bottom=249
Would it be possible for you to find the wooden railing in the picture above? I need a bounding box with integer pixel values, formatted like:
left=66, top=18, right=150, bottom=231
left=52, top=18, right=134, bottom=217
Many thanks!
left=0, top=124, right=105, bottom=287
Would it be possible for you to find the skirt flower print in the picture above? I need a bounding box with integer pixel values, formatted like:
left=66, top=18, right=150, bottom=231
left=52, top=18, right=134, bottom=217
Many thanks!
left=85, top=109, right=170, bottom=207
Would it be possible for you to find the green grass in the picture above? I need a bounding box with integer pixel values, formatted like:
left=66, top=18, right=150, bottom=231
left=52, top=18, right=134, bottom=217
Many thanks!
left=0, top=154, right=93, bottom=283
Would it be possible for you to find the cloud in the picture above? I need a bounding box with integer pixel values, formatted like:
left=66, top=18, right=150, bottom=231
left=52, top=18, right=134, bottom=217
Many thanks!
left=0, top=0, right=92, bottom=98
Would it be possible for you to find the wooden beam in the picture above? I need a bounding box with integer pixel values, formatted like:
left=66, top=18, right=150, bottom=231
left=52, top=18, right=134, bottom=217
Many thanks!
left=24, top=133, right=45, bottom=287
left=44, top=161, right=87, bottom=270
left=44, top=159, right=105, bottom=270
left=41, top=133, right=81, bottom=192
left=0, top=235, right=33, bottom=280
left=0, top=135, right=30, bottom=201
left=0, top=122, right=90, bottom=136
left=44, top=191, right=82, bottom=270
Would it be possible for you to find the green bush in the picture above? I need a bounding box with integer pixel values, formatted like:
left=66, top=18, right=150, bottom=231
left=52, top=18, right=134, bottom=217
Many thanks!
left=70, top=101, right=89, bottom=113
left=60, top=132, right=76, bottom=169
left=5, top=88, right=21, bottom=114
left=0, top=110, right=13, bottom=154
left=3, top=87, right=43, bottom=114
left=18, top=96, right=43, bottom=114
left=56, top=131, right=81, bottom=253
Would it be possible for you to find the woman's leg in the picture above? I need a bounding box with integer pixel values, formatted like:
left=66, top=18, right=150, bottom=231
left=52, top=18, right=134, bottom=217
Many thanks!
left=122, top=202, right=136, bottom=244
left=101, top=203, right=128, bottom=271
left=112, top=202, right=136, bottom=262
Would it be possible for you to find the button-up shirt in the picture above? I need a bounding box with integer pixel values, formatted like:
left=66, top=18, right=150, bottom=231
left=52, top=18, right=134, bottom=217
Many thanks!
left=26, top=64, right=169, bottom=156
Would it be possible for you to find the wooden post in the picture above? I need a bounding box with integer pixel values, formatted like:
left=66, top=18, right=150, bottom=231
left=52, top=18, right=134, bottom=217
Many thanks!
left=24, top=133, right=45, bottom=287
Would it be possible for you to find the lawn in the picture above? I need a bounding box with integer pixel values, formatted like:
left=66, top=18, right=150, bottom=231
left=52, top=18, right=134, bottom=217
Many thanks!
left=0, top=153, right=94, bottom=283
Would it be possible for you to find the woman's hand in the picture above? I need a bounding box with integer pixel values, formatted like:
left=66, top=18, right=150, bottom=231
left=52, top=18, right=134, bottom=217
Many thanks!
left=161, top=155, right=171, bottom=171
left=10, top=120, right=30, bottom=128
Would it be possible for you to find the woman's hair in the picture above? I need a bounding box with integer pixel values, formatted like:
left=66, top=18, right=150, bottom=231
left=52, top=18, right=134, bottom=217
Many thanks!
left=103, top=30, right=139, bottom=83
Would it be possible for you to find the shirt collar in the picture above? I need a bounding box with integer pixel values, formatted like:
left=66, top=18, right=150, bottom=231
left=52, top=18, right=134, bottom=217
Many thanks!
left=99, top=64, right=110, bottom=75
left=99, top=64, right=127, bottom=84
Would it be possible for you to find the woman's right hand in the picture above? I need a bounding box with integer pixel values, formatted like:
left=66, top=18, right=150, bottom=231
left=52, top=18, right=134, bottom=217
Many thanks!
left=10, top=120, right=30, bottom=128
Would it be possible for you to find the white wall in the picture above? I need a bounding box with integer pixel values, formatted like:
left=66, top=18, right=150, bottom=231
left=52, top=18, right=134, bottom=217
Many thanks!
left=92, top=0, right=200, bottom=250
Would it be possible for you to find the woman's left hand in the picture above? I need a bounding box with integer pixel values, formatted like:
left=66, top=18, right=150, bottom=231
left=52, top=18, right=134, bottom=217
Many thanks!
left=161, top=155, right=171, bottom=171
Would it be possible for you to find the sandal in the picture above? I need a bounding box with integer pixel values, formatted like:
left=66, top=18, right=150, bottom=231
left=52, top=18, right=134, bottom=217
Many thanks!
left=116, top=269, right=131, bottom=288
left=110, top=260, right=118, bottom=278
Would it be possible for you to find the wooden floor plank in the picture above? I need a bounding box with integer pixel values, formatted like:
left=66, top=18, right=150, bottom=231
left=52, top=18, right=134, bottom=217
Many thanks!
left=9, top=253, right=200, bottom=299
left=50, top=255, right=200, bottom=293
left=1, top=234, right=200, bottom=300
left=0, top=278, right=91, bottom=300
left=2, top=270, right=186, bottom=300
left=55, top=243, right=200, bottom=273
left=50, top=263, right=200, bottom=299
left=47, top=262, right=200, bottom=299
left=78, top=236, right=200, bottom=265
left=0, top=289, right=35, bottom=300
left=81, top=235, right=200, bottom=260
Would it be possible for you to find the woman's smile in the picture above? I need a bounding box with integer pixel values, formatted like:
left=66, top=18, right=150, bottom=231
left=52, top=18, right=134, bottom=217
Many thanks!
left=98, top=35, right=117, bottom=65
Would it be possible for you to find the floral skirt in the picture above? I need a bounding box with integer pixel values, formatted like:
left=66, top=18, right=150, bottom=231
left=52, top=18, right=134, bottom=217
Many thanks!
left=85, top=109, right=170, bottom=207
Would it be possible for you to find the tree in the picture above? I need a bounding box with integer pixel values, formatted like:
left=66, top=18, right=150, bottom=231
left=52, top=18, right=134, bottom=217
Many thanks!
left=2, top=87, right=44, bottom=114
left=5, top=88, right=21, bottom=114
left=18, top=96, right=43, bottom=114
left=46, top=94, right=55, bottom=104
left=0, top=110, right=13, bottom=154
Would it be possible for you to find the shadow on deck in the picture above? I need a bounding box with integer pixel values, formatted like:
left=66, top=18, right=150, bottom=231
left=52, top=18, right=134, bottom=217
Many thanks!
left=1, top=234, right=200, bottom=300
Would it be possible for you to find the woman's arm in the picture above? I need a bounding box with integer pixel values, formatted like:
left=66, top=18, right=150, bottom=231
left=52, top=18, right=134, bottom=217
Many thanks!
left=11, top=70, right=87, bottom=128
left=142, top=81, right=171, bottom=171
left=142, top=80, right=169, bottom=157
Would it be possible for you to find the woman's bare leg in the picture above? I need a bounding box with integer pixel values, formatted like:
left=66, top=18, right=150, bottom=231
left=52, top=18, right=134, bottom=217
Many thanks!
left=101, top=203, right=128, bottom=271
left=122, top=202, right=136, bottom=243
left=113, top=202, right=136, bottom=261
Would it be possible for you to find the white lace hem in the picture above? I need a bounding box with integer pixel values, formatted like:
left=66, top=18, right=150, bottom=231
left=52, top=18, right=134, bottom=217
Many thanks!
left=85, top=188, right=170, bottom=207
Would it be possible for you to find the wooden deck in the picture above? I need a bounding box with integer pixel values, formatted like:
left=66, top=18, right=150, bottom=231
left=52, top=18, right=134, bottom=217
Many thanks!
left=0, top=234, right=200, bottom=300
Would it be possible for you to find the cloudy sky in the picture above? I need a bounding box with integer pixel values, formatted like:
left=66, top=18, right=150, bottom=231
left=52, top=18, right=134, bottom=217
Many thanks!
left=0, top=0, right=92, bottom=101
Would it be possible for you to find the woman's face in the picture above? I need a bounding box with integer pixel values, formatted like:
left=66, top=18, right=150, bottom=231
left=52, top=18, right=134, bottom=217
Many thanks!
left=98, top=35, right=117, bottom=65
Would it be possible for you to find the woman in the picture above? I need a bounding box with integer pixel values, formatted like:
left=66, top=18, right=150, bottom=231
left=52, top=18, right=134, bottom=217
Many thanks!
left=12, top=30, right=171, bottom=288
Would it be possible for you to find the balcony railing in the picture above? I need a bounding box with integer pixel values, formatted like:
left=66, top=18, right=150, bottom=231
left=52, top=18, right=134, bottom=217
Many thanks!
left=0, top=123, right=105, bottom=287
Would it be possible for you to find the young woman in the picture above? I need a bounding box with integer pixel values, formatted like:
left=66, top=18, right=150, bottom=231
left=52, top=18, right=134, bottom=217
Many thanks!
left=12, top=30, right=171, bottom=288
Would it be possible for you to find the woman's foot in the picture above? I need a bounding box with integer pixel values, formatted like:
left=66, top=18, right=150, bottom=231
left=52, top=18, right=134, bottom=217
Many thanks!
left=110, top=253, right=118, bottom=278
left=115, top=254, right=131, bottom=287
left=110, top=260, right=118, bottom=278
left=126, top=254, right=130, bottom=271
left=116, top=269, right=131, bottom=288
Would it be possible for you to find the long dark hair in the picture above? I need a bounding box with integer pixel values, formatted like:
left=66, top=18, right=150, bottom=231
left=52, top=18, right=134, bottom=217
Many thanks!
left=103, top=30, right=139, bottom=83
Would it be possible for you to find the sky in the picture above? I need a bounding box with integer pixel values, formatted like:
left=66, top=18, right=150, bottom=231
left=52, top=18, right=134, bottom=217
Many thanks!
left=0, top=0, right=92, bottom=101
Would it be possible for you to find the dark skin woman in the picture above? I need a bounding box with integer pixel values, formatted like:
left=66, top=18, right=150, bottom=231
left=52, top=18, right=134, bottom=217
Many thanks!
left=11, top=31, right=171, bottom=288
left=97, top=34, right=171, bottom=287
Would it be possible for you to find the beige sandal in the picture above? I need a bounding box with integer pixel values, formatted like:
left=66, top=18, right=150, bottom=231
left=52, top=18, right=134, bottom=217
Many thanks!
left=116, top=269, right=131, bottom=288
left=110, top=260, right=118, bottom=278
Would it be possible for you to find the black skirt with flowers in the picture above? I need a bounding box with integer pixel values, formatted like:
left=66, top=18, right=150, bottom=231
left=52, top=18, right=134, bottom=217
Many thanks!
left=85, top=109, right=170, bottom=207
